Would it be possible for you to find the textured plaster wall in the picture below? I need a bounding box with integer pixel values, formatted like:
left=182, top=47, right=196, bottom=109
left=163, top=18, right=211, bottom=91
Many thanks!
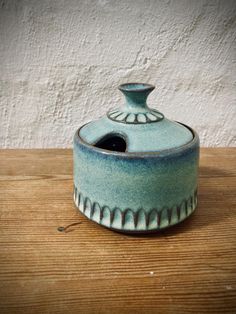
left=0, top=0, right=235, bottom=148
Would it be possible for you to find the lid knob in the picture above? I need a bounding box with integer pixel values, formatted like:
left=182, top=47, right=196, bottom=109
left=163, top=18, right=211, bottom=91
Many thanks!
left=107, top=83, right=164, bottom=124
left=119, top=83, right=155, bottom=110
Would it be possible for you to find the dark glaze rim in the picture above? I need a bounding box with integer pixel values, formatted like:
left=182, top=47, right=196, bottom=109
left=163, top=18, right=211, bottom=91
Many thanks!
left=74, top=123, right=199, bottom=158
left=118, top=82, right=155, bottom=93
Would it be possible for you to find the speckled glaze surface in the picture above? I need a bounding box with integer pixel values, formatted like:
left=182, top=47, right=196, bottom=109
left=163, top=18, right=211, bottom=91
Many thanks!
left=73, top=83, right=199, bottom=233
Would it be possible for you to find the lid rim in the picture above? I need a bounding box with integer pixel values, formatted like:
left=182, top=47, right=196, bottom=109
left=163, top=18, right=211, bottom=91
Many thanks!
left=75, top=122, right=199, bottom=158
left=118, top=83, right=155, bottom=93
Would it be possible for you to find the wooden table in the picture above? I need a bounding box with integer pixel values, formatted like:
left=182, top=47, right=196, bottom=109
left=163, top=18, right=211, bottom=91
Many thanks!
left=0, top=148, right=235, bottom=314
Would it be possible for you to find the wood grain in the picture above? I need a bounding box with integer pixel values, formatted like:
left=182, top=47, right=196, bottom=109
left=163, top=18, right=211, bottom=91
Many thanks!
left=0, top=148, right=235, bottom=314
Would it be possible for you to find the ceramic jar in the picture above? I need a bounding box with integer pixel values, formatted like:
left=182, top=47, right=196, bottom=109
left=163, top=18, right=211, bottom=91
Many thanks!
left=73, top=83, right=199, bottom=233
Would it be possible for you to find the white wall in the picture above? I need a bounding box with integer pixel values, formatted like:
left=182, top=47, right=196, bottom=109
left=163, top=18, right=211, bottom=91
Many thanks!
left=0, top=0, right=235, bottom=148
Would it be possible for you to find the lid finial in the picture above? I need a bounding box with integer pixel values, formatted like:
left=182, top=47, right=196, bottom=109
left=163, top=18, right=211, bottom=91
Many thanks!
left=118, top=83, right=155, bottom=110
left=107, top=83, right=164, bottom=124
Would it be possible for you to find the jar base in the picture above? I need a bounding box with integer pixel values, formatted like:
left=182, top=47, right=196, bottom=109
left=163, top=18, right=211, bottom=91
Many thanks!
left=73, top=187, right=197, bottom=233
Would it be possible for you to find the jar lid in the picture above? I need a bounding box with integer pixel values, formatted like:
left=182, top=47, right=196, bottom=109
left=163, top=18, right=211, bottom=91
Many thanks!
left=79, top=83, right=193, bottom=153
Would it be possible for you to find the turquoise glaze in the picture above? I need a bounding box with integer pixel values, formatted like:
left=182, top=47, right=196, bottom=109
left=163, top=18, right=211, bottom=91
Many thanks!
left=73, top=83, right=199, bottom=233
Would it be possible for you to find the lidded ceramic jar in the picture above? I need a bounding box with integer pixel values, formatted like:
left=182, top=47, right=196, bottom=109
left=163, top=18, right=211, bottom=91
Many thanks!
left=73, top=83, right=199, bottom=233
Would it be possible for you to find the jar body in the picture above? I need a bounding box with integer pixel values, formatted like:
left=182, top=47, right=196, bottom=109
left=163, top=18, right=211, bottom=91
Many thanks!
left=73, top=126, right=199, bottom=233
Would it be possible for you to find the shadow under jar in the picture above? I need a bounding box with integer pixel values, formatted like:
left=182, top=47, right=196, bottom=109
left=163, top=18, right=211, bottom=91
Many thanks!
left=73, top=83, right=199, bottom=233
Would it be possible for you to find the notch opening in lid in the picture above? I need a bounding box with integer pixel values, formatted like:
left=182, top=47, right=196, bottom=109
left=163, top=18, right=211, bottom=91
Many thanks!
left=94, top=133, right=127, bottom=152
